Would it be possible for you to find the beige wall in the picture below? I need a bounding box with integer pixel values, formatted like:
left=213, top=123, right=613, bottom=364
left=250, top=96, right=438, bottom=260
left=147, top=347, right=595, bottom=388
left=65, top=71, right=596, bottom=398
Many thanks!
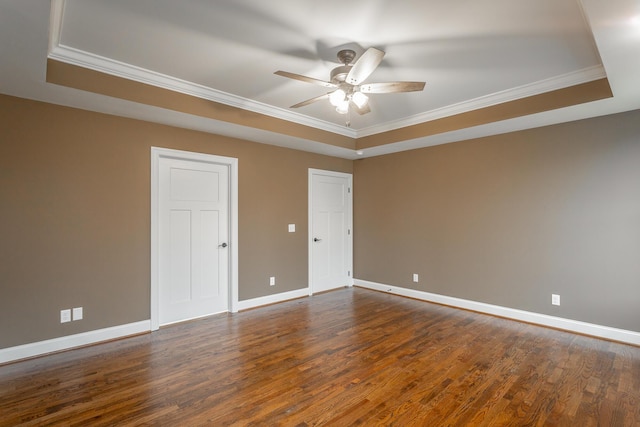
left=0, top=94, right=351, bottom=348
left=354, top=109, right=640, bottom=332
left=2, top=92, right=639, bottom=350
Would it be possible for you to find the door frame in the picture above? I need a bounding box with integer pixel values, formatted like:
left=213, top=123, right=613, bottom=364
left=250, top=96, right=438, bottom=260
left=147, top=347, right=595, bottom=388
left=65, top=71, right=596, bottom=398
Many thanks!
left=151, top=147, right=239, bottom=331
left=308, top=168, right=353, bottom=295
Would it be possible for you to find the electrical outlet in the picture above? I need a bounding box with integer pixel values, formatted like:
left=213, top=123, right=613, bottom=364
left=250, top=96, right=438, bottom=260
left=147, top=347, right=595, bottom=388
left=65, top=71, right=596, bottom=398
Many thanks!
left=60, top=309, right=71, bottom=323
left=552, top=294, right=560, bottom=306
left=72, top=307, right=83, bottom=321
left=413, top=273, right=419, bottom=283
left=288, top=224, right=295, bottom=232
left=269, top=276, right=276, bottom=286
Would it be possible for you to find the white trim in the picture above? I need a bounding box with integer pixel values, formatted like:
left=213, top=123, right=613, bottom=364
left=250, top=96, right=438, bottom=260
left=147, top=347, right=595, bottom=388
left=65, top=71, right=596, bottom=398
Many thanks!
left=48, top=0, right=65, bottom=55
left=229, top=156, right=239, bottom=313
left=46, top=4, right=605, bottom=140
left=308, top=169, right=354, bottom=295
left=47, top=43, right=355, bottom=138
left=236, top=288, right=310, bottom=312
left=150, top=147, right=239, bottom=331
left=308, top=172, right=313, bottom=296
left=0, top=321, right=150, bottom=365
left=354, top=279, right=640, bottom=346
left=357, top=65, right=607, bottom=137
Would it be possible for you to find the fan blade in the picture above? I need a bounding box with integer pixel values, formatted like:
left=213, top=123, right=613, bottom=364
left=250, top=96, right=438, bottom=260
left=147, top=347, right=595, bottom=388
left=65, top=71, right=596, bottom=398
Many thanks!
left=359, top=81, right=426, bottom=94
left=290, top=93, right=330, bottom=108
left=274, top=70, right=336, bottom=88
left=351, top=101, right=371, bottom=115
left=345, top=47, right=385, bottom=85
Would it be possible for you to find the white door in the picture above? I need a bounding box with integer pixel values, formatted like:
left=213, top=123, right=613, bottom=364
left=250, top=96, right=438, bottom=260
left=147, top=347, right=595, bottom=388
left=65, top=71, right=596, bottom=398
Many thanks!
left=158, top=157, right=229, bottom=325
left=309, top=169, right=353, bottom=294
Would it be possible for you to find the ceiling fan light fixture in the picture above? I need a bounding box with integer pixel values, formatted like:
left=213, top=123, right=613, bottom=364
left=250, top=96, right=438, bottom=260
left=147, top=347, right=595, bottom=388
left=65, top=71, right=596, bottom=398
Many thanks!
left=336, top=100, right=349, bottom=114
left=329, top=89, right=346, bottom=107
left=352, top=91, right=368, bottom=108
left=275, top=46, right=426, bottom=120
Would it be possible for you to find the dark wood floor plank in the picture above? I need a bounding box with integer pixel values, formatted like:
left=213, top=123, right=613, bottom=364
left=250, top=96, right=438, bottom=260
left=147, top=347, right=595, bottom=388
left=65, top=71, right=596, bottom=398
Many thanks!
left=1, top=287, right=639, bottom=426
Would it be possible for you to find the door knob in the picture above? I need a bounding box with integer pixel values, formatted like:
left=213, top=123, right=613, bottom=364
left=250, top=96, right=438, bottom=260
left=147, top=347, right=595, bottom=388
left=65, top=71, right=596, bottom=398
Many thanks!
left=313, top=238, right=322, bottom=242
left=218, top=242, right=228, bottom=248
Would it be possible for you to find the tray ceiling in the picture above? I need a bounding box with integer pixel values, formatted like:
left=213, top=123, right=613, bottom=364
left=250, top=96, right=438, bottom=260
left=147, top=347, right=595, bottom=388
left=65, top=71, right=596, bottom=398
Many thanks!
left=2, top=0, right=640, bottom=158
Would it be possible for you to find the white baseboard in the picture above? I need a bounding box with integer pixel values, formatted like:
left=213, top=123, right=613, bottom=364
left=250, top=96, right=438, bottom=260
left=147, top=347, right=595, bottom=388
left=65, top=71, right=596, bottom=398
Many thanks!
left=354, top=279, right=640, bottom=346
left=236, top=288, right=310, bottom=311
left=1, top=286, right=322, bottom=364
left=0, top=320, right=151, bottom=364
left=6, top=281, right=635, bottom=364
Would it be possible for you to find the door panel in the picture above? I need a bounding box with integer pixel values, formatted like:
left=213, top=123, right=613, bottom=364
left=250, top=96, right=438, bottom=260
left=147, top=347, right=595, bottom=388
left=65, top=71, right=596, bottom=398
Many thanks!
left=168, top=209, right=192, bottom=303
left=170, top=168, right=219, bottom=202
left=159, top=158, right=229, bottom=325
left=200, top=210, right=220, bottom=298
left=329, top=211, right=346, bottom=278
left=310, top=171, right=352, bottom=294
left=313, top=211, right=330, bottom=278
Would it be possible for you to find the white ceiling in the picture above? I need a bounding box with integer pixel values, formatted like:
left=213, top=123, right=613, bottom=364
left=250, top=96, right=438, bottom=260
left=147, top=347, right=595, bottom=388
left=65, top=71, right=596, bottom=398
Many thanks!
left=1, top=0, right=640, bottom=159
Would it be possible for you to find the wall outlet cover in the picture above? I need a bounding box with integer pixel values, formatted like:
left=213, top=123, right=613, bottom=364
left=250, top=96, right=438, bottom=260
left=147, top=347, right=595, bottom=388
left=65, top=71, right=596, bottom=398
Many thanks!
left=552, top=294, right=560, bottom=306
left=269, top=276, right=276, bottom=286
left=413, top=274, right=419, bottom=283
left=60, top=309, right=71, bottom=323
left=72, top=307, right=83, bottom=321
left=288, top=224, right=295, bottom=232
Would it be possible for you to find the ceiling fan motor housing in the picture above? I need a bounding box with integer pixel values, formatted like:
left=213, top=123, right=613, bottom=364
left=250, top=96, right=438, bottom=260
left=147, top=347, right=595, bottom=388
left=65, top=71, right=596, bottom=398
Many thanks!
left=337, top=49, right=356, bottom=65
left=331, top=49, right=357, bottom=83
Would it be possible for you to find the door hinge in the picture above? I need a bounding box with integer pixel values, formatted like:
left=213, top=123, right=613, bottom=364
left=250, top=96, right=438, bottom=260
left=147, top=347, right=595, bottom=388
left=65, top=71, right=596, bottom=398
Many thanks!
left=348, top=270, right=351, bottom=277
left=348, top=229, right=351, bottom=235
left=348, top=187, right=351, bottom=193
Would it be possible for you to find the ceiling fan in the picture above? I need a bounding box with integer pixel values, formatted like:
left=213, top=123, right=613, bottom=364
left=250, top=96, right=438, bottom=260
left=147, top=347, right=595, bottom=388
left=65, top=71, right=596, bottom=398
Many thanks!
left=275, top=47, right=425, bottom=122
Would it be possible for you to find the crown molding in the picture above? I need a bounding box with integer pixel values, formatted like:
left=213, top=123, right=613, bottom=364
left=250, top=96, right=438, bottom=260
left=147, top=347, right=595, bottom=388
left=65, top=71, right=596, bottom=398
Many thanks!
left=48, top=0, right=65, bottom=54
left=48, top=43, right=358, bottom=138
left=48, top=0, right=357, bottom=138
left=47, top=0, right=356, bottom=138
left=355, top=64, right=607, bottom=138
left=48, top=0, right=606, bottom=140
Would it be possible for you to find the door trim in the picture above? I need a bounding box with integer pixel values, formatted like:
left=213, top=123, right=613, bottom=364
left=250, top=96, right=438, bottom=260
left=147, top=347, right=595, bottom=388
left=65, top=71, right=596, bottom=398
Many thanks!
left=308, top=168, right=353, bottom=295
left=151, top=147, right=239, bottom=331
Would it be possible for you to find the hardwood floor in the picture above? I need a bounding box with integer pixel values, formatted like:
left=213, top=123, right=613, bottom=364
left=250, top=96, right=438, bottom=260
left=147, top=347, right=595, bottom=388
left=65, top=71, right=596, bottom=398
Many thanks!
left=1, top=287, right=639, bottom=426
